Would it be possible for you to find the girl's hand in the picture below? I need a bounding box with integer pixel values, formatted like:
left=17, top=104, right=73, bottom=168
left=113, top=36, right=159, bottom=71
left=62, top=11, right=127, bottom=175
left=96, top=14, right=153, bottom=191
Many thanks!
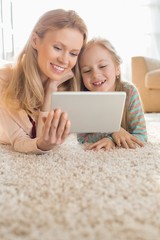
left=86, top=138, right=115, bottom=151
left=112, top=127, right=144, bottom=149
left=36, top=109, right=70, bottom=151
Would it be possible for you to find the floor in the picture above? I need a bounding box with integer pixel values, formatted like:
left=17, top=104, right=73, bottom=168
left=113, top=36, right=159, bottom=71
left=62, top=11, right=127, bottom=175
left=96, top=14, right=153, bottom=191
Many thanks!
left=145, top=113, right=160, bottom=123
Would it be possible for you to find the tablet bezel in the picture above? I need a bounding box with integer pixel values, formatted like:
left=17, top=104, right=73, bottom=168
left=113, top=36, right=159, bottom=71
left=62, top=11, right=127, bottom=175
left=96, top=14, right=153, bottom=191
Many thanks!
left=51, top=91, right=126, bottom=133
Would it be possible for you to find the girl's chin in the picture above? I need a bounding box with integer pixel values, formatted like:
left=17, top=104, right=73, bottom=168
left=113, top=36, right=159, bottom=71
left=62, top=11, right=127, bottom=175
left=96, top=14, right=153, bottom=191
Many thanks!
left=93, top=87, right=109, bottom=92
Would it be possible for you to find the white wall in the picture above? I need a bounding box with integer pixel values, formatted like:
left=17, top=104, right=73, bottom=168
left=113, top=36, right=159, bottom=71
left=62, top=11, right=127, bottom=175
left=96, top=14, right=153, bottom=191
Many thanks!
left=7, top=0, right=154, bottom=80
left=13, top=0, right=145, bottom=56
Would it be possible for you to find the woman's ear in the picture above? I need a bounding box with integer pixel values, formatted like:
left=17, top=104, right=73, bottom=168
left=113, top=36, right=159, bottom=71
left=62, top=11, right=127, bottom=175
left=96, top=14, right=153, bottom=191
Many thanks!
left=31, top=32, right=39, bottom=49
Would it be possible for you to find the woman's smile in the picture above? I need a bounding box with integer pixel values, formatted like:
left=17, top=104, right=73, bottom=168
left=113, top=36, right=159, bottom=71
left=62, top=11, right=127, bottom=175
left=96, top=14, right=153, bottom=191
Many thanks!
left=50, top=63, right=66, bottom=74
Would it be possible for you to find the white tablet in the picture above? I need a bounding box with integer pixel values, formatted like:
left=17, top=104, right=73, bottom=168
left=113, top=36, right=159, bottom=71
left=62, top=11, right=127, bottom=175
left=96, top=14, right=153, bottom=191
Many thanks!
left=51, top=92, right=126, bottom=133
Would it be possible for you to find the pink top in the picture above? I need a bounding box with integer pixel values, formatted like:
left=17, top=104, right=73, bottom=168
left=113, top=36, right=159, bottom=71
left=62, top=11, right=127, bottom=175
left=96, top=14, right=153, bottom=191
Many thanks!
left=0, top=65, right=48, bottom=154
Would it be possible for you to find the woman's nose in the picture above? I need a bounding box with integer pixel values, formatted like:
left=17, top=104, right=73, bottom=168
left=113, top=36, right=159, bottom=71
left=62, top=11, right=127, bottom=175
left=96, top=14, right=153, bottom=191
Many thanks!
left=58, top=52, right=69, bottom=65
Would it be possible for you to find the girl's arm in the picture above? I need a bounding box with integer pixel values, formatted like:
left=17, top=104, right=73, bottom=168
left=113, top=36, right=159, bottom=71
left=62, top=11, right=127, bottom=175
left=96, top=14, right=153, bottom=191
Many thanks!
left=112, top=84, right=147, bottom=148
left=77, top=133, right=115, bottom=151
left=77, top=132, right=112, bottom=143
left=127, top=84, right=147, bottom=142
left=77, top=84, right=147, bottom=149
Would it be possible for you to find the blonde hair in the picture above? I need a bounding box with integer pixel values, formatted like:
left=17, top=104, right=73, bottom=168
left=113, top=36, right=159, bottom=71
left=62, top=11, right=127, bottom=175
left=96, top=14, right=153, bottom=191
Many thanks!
left=1, top=9, right=88, bottom=115
left=77, top=37, right=129, bottom=130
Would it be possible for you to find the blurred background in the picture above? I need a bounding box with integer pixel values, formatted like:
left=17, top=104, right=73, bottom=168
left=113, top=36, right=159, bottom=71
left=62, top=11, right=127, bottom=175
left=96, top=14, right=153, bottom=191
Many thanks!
left=0, top=0, right=160, bottom=81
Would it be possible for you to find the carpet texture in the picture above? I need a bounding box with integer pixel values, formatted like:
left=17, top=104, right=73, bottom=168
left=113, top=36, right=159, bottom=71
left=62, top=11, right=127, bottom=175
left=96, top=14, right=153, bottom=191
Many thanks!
left=0, top=114, right=160, bottom=240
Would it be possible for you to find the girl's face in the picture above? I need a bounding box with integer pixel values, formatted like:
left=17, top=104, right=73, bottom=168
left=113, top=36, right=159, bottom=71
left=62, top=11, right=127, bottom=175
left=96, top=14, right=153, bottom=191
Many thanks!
left=32, top=28, right=84, bottom=83
left=80, top=44, right=120, bottom=91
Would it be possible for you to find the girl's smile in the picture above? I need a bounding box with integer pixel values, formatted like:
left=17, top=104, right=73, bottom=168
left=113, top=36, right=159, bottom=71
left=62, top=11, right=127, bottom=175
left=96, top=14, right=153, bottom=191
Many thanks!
left=80, top=44, right=119, bottom=92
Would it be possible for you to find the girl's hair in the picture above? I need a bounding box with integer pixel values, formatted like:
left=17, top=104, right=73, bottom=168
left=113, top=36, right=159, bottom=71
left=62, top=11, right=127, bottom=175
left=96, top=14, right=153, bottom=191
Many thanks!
left=2, top=9, right=88, bottom=115
left=77, top=37, right=129, bottom=130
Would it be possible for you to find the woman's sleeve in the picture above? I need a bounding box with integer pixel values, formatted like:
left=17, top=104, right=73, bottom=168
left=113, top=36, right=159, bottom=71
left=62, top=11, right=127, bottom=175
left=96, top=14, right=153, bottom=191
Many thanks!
left=0, top=107, right=48, bottom=154
left=36, top=111, right=49, bottom=137
left=127, top=85, right=147, bottom=142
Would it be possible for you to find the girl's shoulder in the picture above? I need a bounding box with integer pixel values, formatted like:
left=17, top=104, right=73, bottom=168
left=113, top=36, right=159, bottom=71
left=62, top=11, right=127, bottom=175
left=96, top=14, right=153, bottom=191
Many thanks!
left=121, top=81, right=138, bottom=94
left=122, top=81, right=136, bottom=90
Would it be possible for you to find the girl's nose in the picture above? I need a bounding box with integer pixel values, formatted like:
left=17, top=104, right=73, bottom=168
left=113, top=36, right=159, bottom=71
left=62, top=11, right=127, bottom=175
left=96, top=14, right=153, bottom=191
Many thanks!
left=92, top=70, right=102, bottom=80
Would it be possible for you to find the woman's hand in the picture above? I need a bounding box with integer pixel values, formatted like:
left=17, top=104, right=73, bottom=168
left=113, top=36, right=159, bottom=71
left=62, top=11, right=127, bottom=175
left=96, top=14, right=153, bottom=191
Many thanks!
left=86, top=138, right=115, bottom=151
left=36, top=109, right=70, bottom=151
left=112, top=127, right=144, bottom=149
left=46, top=70, right=74, bottom=92
left=42, top=71, right=74, bottom=112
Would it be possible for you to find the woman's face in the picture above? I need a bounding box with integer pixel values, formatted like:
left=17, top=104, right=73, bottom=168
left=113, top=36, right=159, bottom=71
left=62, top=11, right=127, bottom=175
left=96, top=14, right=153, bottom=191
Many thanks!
left=32, top=28, right=84, bottom=82
left=80, top=44, right=120, bottom=92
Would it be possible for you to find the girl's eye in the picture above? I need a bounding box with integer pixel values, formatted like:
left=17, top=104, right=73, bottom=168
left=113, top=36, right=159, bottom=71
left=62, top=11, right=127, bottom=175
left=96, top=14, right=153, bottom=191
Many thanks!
left=100, top=65, right=107, bottom=68
left=82, top=69, right=91, bottom=74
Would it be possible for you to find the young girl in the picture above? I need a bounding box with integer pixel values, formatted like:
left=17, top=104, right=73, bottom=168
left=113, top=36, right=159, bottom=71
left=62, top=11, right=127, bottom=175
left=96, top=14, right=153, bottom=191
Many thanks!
left=77, top=38, right=147, bottom=151
left=0, top=9, right=88, bottom=154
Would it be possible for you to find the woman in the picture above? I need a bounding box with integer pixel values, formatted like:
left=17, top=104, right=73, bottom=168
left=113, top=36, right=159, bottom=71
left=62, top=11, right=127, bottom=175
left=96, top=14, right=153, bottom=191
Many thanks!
left=0, top=9, right=88, bottom=153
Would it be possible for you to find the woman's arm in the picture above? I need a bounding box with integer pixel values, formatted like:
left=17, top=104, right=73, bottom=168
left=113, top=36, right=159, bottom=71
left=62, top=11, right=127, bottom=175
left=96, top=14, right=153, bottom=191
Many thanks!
left=0, top=106, right=70, bottom=154
left=0, top=107, right=45, bottom=154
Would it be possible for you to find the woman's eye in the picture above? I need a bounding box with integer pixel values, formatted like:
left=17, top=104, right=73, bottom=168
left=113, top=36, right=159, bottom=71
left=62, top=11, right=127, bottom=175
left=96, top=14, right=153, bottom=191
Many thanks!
left=54, top=46, right=62, bottom=51
left=70, top=52, right=78, bottom=57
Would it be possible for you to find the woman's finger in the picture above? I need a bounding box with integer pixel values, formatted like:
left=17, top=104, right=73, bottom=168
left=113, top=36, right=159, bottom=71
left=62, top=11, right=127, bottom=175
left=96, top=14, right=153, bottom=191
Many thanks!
left=43, top=111, right=54, bottom=140
left=50, top=109, right=62, bottom=137
left=56, top=112, right=69, bottom=143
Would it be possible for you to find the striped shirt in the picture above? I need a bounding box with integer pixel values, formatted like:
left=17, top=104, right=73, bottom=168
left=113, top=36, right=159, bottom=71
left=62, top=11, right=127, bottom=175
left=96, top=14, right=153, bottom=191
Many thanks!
left=77, top=82, right=147, bottom=144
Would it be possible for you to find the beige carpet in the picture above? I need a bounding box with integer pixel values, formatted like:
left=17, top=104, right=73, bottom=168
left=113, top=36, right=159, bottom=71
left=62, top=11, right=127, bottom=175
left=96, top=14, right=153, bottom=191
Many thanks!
left=0, top=114, right=160, bottom=240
